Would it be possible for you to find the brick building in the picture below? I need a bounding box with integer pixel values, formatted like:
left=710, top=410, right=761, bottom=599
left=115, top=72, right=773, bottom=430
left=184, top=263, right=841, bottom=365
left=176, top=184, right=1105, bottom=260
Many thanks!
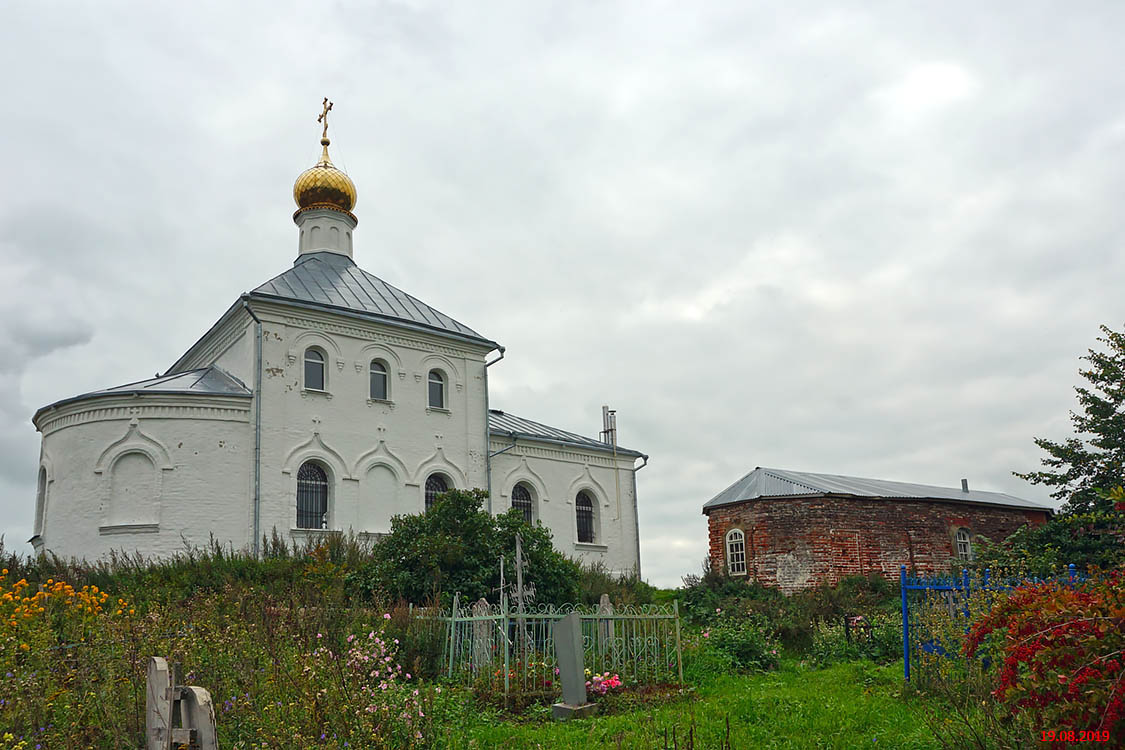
left=703, top=467, right=1052, bottom=593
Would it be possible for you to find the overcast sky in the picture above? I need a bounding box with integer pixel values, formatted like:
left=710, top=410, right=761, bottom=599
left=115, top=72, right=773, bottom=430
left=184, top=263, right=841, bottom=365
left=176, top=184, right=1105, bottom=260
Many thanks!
left=2, top=2, right=1123, bottom=587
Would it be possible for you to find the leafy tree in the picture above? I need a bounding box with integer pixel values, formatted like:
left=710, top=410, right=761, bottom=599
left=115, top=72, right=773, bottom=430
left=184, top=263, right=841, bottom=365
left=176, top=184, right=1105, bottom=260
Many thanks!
left=1015, top=324, right=1125, bottom=514
left=346, top=488, right=580, bottom=606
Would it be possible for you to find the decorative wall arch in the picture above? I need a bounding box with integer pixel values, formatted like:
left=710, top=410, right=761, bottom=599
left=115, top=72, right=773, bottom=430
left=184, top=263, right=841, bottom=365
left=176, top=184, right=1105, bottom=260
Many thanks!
left=93, top=421, right=174, bottom=533
left=412, top=447, right=468, bottom=489
left=500, top=457, right=549, bottom=504
left=566, top=466, right=611, bottom=508
left=94, top=420, right=174, bottom=475
left=358, top=343, right=403, bottom=373
left=352, top=440, right=411, bottom=480
left=419, top=353, right=462, bottom=385
left=290, top=330, right=341, bottom=360
left=281, top=431, right=351, bottom=480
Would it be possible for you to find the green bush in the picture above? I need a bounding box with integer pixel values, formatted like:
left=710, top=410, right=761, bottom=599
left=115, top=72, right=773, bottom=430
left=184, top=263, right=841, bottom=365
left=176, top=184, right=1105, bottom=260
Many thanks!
left=574, top=560, right=658, bottom=606
left=678, top=566, right=899, bottom=654
left=345, top=489, right=581, bottom=607
left=706, top=615, right=781, bottom=671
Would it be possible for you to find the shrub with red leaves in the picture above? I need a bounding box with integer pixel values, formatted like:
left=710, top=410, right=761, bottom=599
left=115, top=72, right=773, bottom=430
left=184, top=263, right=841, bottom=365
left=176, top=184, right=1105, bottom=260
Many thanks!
left=964, top=571, right=1125, bottom=743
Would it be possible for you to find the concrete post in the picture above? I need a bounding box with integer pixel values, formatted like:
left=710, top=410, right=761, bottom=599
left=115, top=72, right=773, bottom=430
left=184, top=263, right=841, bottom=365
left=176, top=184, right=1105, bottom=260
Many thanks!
left=552, top=612, right=597, bottom=719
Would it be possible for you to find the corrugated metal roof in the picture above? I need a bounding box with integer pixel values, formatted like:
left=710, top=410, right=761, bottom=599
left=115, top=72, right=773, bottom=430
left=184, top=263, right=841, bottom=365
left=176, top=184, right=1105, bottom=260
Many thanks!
left=33, top=366, right=251, bottom=421
left=489, top=409, right=644, bottom=458
left=702, top=467, right=1053, bottom=512
left=250, top=252, right=496, bottom=347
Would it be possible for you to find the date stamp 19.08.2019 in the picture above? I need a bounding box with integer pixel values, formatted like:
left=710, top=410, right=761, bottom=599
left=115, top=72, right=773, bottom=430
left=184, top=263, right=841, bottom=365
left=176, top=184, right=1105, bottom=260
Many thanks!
left=1040, top=729, right=1112, bottom=743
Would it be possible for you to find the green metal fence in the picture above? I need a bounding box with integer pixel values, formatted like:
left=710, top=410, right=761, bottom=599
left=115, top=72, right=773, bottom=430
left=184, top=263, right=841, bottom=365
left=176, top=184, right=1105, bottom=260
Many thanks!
left=430, top=595, right=683, bottom=699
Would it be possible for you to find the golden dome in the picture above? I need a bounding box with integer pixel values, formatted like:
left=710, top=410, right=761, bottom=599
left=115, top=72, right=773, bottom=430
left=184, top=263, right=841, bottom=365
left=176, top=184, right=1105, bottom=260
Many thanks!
left=293, top=137, right=357, bottom=215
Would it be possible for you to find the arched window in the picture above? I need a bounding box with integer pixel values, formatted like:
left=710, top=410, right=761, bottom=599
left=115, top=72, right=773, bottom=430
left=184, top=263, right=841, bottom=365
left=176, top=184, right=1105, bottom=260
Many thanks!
left=576, top=491, right=595, bottom=544
left=511, top=483, right=534, bottom=525
left=296, top=461, right=329, bottom=529
left=369, top=360, right=388, bottom=400
left=427, top=370, right=445, bottom=409
left=726, top=528, right=747, bottom=575
left=304, top=348, right=326, bottom=391
left=34, top=467, right=47, bottom=536
left=424, top=474, right=449, bottom=512
left=955, top=528, right=973, bottom=561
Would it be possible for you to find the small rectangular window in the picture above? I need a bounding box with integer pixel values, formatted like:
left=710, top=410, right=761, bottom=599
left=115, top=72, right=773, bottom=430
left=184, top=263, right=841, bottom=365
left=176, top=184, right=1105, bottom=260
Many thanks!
left=428, top=380, right=444, bottom=408
left=370, top=370, right=387, bottom=400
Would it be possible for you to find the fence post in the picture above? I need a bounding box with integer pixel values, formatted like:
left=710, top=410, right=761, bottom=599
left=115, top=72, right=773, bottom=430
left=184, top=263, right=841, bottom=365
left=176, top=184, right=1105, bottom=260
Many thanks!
left=502, top=590, right=510, bottom=701
left=146, top=657, right=173, bottom=750
left=447, top=592, right=459, bottom=679
left=1068, top=563, right=1076, bottom=586
left=962, top=569, right=971, bottom=618
left=673, top=599, right=684, bottom=688
left=900, top=565, right=910, bottom=682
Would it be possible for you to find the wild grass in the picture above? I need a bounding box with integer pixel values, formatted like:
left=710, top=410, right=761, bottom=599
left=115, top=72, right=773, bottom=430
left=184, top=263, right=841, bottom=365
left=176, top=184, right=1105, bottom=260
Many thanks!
left=448, top=660, right=944, bottom=749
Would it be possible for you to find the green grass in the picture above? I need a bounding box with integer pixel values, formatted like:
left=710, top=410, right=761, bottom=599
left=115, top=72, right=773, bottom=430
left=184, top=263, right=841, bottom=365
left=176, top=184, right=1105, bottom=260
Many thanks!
left=442, top=660, right=941, bottom=749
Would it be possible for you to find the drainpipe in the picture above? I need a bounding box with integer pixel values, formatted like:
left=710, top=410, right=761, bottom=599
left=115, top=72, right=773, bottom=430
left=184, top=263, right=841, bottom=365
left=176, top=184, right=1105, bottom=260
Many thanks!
left=241, top=296, right=263, bottom=558
left=483, top=346, right=506, bottom=514
left=631, top=454, right=649, bottom=579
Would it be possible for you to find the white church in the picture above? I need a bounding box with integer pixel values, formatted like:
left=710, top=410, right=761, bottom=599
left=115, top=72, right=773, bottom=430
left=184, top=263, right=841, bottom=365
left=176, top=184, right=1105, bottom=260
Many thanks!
left=29, top=105, right=647, bottom=575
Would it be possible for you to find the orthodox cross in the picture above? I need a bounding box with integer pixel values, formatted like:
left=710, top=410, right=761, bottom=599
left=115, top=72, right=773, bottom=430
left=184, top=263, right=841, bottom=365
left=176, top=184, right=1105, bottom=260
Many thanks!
left=317, top=98, right=334, bottom=139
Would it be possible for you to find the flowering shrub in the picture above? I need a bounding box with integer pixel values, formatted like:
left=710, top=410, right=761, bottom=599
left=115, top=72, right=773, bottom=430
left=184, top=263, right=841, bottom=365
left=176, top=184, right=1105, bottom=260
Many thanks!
left=302, top=621, right=429, bottom=743
left=964, top=571, right=1125, bottom=741
left=586, top=671, right=623, bottom=696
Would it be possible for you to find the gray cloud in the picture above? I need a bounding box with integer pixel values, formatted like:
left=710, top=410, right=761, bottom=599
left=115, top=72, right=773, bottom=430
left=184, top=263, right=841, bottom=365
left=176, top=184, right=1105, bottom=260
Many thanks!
left=1, top=1, right=1122, bottom=585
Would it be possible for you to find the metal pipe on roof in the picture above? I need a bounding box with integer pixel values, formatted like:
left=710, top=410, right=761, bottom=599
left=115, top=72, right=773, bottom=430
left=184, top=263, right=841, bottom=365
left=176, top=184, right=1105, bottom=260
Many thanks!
left=240, top=295, right=263, bottom=558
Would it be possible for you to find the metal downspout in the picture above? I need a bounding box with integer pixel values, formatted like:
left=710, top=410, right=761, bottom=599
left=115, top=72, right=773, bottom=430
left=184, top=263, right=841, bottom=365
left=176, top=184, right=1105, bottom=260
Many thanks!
left=631, top=454, right=649, bottom=579
left=241, top=296, right=263, bottom=557
left=483, top=346, right=506, bottom=514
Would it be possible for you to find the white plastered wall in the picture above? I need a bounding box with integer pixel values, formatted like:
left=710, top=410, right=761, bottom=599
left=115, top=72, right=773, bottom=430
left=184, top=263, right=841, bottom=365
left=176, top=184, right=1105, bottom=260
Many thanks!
left=250, top=301, right=492, bottom=542
left=32, top=395, right=252, bottom=560
left=489, top=439, right=640, bottom=575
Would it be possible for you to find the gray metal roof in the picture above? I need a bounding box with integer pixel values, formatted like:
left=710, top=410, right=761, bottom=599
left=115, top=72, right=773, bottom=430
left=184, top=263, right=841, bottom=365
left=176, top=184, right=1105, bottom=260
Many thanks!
left=702, top=466, right=1053, bottom=513
left=250, top=252, right=496, bottom=347
left=489, top=409, right=644, bottom=458
left=33, top=366, right=251, bottom=421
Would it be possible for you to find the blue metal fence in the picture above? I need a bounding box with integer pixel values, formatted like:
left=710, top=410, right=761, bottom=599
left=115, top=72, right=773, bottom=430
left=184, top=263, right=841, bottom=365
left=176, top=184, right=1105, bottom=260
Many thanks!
left=899, top=563, right=1079, bottom=681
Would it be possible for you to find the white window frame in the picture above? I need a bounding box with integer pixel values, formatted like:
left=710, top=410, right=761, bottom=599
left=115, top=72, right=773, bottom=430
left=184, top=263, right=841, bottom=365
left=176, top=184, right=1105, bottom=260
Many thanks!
left=304, top=347, right=327, bottom=392
left=427, top=369, right=446, bottom=409
left=725, top=528, right=747, bottom=576
left=369, top=359, right=389, bottom=401
left=955, top=528, right=973, bottom=561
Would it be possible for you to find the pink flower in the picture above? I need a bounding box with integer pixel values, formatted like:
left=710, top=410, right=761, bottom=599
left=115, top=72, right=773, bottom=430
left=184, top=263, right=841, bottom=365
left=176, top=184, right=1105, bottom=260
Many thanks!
left=383, top=613, right=391, bottom=620
left=702, top=631, right=710, bottom=638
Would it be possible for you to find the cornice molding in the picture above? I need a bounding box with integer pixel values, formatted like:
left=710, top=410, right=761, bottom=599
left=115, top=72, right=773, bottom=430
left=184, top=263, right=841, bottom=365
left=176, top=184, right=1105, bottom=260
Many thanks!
left=37, top=396, right=251, bottom=436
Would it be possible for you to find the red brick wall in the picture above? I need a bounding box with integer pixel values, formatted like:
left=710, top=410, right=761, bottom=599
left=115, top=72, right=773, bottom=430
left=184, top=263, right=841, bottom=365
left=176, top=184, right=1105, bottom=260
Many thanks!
left=705, top=496, right=1049, bottom=593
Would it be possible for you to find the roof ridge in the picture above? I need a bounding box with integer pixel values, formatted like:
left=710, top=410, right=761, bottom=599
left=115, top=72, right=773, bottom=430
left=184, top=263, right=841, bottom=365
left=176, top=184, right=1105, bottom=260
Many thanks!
left=759, top=467, right=824, bottom=494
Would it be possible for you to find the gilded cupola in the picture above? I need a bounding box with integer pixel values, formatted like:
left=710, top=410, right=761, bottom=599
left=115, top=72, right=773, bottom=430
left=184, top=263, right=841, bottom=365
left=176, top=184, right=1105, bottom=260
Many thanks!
left=293, top=98, right=357, bottom=219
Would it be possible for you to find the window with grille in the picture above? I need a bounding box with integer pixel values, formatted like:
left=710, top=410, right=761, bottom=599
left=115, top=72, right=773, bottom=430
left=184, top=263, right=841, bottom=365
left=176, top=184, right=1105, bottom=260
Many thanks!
left=428, top=370, right=445, bottom=408
left=296, top=462, right=329, bottom=529
left=576, top=491, right=595, bottom=543
left=370, top=360, right=388, bottom=400
left=955, top=529, right=973, bottom=560
left=304, top=348, right=325, bottom=391
left=425, top=474, right=448, bottom=512
left=512, top=483, right=533, bottom=524
left=726, top=528, right=747, bottom=575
